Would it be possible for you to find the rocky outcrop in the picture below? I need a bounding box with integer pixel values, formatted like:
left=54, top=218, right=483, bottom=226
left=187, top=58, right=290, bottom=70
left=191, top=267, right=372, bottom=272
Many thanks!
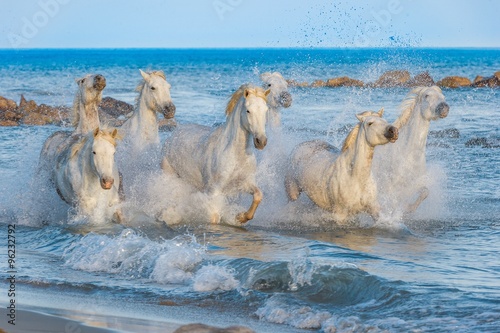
left=471, top=71, right=500, bottom=87
left=407, top=71, right=435, bottom=87
left=286, top=79, right=309, bottom=87
left=310, top=80, right=327, bottom=88
left=326, top=76, right=364, bottom=87
left=99, top=96, right=134, bottom=118
left=436, top=76, right=471, bottom=88
left=371, top=70, right=411, bottom=87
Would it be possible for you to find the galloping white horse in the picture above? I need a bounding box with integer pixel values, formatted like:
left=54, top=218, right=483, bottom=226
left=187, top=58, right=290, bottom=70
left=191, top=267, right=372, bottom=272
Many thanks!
left=374, top=86, right=449, bottom=215
left=39, top=74, right=106, bottom=174
left=54, top=127, right=123, bottom=223
left=161, top=84, right=270, bottom=224
left=260, top=72, right=292, bottom=127
left=72, top=74, right=106, bottom=134
left=121, top=70, right=176, bottom=149
left=285, top=109, right=399, bottom=224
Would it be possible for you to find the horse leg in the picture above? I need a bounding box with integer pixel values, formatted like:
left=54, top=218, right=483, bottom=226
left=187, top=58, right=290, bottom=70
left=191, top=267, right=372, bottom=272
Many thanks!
left=285, top=172, right=300, bottom=201
left=160, top=156, right=177, bottom=175
left=118, top=171, right=125, bottom=201
left=236, top=186, right=263, bottom=224
left=405, top=186, right=429, bottom=214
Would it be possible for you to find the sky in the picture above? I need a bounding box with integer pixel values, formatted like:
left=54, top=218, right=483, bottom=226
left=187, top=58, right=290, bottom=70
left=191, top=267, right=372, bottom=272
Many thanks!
left=0, top=0, right=499, bottom=49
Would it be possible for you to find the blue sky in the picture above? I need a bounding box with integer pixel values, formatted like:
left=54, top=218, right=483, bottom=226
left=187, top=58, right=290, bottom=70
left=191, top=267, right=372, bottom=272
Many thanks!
left=1, top=0, right=499, bottom=49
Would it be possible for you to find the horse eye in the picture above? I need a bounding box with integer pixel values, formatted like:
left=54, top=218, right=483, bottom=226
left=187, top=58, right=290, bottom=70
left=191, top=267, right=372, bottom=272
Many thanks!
left=246, top=110, right=250, bottom=114
left=150, top=86, right=156, bottom=90
left=92, top=151, right=96, bottom=155
left=368, top=122, right=374, bottom=126
left=268, top=84, right=272, bottom=87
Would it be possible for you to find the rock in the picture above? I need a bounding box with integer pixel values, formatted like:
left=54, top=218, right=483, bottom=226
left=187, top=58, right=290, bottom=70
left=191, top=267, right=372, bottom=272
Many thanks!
left=372, top=70, right=411, bottom=87
left=473, top=75, right=484, bottom=84
left=407, top=71, right=435, bottom=87
left=18, top=95, right=38, bottom=114
left=0, top=96, right=17, bottom=111
left=173, top=323, right=256, bottom=333
left=465, top=137, right=500, bottom=148
left=0, top=109, right=23, bottom=122
left=310, top=80, right=326, bottom=88
left=22, top=112, right=54, bottom=126
left=99, top=96, right=134, bottom=118
left=326, top=76, right=364, bottom=87
left=0, top=120, right=19, bottom=126
left=470, top=72, right=500, bottom=88
left=286, top=79, right=309, bottom=87
left=436, top=76, right=471, bottom=88
left=429, top=128, right=460, bottom=139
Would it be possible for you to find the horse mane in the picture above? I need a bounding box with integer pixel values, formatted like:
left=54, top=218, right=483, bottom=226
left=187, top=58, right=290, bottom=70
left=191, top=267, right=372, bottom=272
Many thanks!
left=71, top=88, right=82, bottom=127
left=70, top=128, right=120, bottom=158
left=341, top=123, right=360, bottom=152
left=225, top=84, right=268, bottom=116
left=393, top=86, right=442, bottom=128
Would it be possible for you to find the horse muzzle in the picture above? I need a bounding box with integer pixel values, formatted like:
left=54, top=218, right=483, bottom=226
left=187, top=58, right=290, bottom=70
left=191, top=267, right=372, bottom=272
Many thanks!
left=436, top=102, right=450, bottom=119
left=162, top=102, right=176, bottom=119
left=100, top=177, right=114, bottom=190
left=279, top=91, right=292, bottom=108
left=254, top=136, right=267, bottom=150
left=93, top=74, right=106, bottom=91
left=385, top=126, right=399, bottom=143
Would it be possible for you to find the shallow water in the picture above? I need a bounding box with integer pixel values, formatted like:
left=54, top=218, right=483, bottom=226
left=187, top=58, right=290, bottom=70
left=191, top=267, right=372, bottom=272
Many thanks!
left=0, top=48, right=499, bottom=332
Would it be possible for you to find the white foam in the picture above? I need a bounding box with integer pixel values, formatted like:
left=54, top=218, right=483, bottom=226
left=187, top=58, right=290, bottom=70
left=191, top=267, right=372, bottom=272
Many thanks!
left=192, top=265, right=239, bottom=292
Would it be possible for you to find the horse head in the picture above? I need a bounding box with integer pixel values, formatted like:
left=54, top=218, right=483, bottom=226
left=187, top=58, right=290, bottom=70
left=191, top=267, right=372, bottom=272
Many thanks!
left=418, top=86, right=449, bottom=121
left=260, top=72, right=292, bottom=108
left=139, top=69, right=176, bottom=119
left=356, top=108, right=399, bottom=146
left=240, top=86, right=270, bottom=150
left=91, top=128, right=119, bottom=190
left=75, top=74, right=106, bottom=106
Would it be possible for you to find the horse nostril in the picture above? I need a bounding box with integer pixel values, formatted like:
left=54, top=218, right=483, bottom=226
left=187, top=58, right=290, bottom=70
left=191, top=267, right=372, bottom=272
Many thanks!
left=280, top=92, right=292, bottom=108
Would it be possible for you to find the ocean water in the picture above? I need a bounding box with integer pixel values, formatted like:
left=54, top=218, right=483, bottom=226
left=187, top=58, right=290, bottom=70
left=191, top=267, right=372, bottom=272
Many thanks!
left=0, top=48, right=499, bottom=332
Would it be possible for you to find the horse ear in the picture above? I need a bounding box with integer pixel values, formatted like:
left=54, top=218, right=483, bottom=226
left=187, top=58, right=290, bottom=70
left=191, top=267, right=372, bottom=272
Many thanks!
left=139, top=69, right=150, bottom=82
left=355, top=113, right=366, bottom=122
left=244, top=89, right=250, bottom=98
left=75, top=77, right=84, bottom=85
left=264, top=89, right=271, bottom=96
left=111, top=128, right=118, bottom=138
left=377, top=108, right=384, bottom=117
left=260, top=72, right=271, bottom=82
left=93, top=127, right=100, bottom=137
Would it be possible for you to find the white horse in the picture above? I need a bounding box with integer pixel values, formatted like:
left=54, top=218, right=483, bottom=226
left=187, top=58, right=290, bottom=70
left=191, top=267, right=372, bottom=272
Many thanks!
left=260, top=72, right=292, bottom=127
left=374, top=86, right=449, bottom=215
left=120, top=70, right=176, bottom=149
left=285, top=109, right=399, bottom=224
left=39, top=74, right=106, bottom=174
left=53, top=127, right=123, bottom=223
left=161, top=84, right=270, bottom=224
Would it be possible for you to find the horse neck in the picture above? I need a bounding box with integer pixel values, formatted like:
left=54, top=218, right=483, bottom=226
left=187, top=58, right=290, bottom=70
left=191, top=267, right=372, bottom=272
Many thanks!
left=398, top=103, right=432, bottom=156
left=220, top=98, right=251, bottom=153
left=124, top=88, right=159, bottom=144
left=343, top=126, right=375, bottom=179
left=75, top=97, right=100, bottom=134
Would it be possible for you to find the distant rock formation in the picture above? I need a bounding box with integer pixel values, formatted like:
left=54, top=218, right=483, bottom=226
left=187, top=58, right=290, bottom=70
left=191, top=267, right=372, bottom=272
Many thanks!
left=471, top=71, right=500, bottom=87
left=407, top=71, right=435, bottom=87
left=371, top=70, right=411, bottom=87
left=326, top=76, right=364, bottom=87
left=436, top=76, right=472, bottom=88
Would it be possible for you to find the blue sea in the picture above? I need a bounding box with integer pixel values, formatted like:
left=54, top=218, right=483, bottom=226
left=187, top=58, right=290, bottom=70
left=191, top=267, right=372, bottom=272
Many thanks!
left=0, top=48, right=499, bottom=332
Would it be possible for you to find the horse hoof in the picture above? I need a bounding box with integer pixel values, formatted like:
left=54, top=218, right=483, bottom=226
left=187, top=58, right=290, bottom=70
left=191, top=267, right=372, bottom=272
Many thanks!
left=236, top=212, right=249, bottom=224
